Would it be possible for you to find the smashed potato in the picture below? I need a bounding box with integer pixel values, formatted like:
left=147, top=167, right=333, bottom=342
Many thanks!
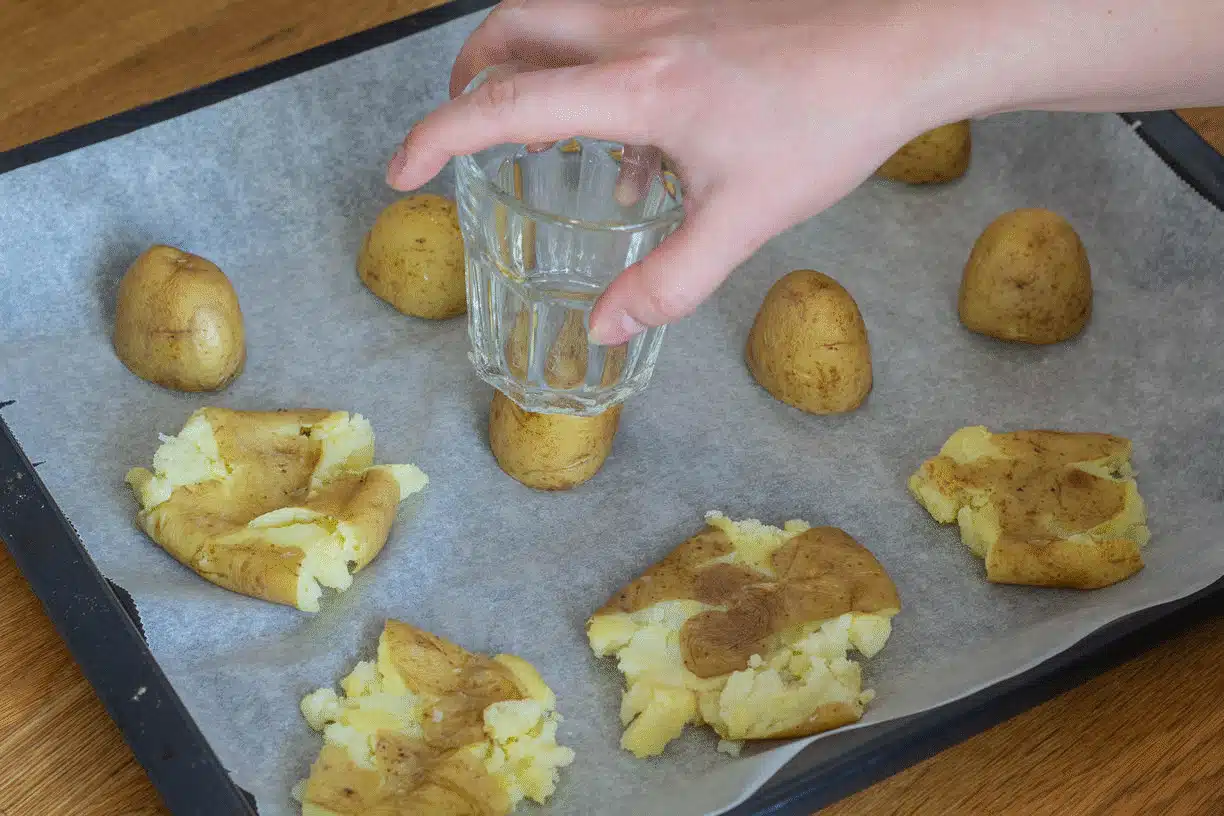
left=587, top=513, right=900, bottom=758
left=358, top=194, right=467, bottom=319
left=909, top=426, right=1150, bottom=589
left=112, top=245, right=246, bottom=392
left=746, top=270, right=872, bottom=415
left=296, top=619, right=574, bottom=815
left=125, top=408, right=427, bottom=611
left=488, top=391, right=622, bottom=490
left=876, top=121, right=972, bottom=184
left=958, top=208, right=1093, bottom=344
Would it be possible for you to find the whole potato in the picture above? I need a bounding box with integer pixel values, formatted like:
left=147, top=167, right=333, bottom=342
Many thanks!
left=358, top=194, right=466, bottom=319
left=745, top=270, right=872, bottom=415
left=112, top=245, right=245, bottom=392
left=876, top=121, right=971, bottom=184
left=958, top=208, right=1092, bottom=344
left=488, top=391, right=622, bottom=490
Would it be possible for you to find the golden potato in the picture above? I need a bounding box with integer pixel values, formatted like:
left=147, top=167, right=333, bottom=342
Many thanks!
left=909, top=426, right=1149, bottom=589
left=746, top=270, right=872, bottom=415
left=958, top=208, right=1092, bottom=344
left=298, top=619, right=574, bottom=814
left=587, top=513, right=900, bottom=757
left=488, top=390, right=621, bottom=490
left=112, top=245, right=245, bottom=392
left=876, top=121, right=972, bottom=184
left=125, top=408, right=428, bottom=612
left=358, top=193, right=466, bottom=319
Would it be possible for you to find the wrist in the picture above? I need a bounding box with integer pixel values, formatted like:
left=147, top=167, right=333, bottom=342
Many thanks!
left=912, top=0, right=1224, bottom=118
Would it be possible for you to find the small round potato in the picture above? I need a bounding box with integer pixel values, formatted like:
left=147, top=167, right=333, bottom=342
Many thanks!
left=958, top=208, right=1092, bottom=344
left=112, top=245, right=245, bottom=392
left=876, top=121, right=972, bottom=184
left=488, top=391, right=622, bottom=490
left=358, top=194, right=466, bottom=319
left=746, top=270, right=872, bottom=415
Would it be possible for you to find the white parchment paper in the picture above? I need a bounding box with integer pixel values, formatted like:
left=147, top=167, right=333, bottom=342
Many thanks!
left=2, top=11, right=1224, bottom=816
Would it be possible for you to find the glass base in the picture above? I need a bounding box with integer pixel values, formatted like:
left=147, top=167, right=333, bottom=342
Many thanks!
left=471, top=353, right=658, bottom=416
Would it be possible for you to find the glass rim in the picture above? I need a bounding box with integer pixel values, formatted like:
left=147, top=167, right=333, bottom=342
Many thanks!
left=452, top=68, right=685, bottom=234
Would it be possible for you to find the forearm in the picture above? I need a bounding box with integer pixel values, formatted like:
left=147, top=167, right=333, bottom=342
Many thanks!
left=926, top=0, right=1224, bottom=118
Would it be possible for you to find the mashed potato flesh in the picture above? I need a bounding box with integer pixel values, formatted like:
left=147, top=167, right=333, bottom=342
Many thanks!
left=588, top=513, right=896, bottom=757
left=125, top=408, right=428, bottom=611
left=299, top=624, right=574, bottom=814
left=909, top=426, right=1150, bottom=589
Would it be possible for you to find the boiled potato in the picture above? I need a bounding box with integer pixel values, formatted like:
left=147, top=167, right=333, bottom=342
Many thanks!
left=125, top=408, right=428, bottom=612
left=746, top=270, right=872, bottom=415
left=909, top=426, right=1148, bottom=589
left=587, top=512, right=899, bottom=757
left=488, top=390, right=621, bottom=490
left=297, top=619, right=574, bottom=814
left=358, top=193, right=466, bottom=319
left=958, top=208, right=1092, bottom=344
left=876, top=121, right=971, bottom=184
left=112, top=245, right=245, bottom=392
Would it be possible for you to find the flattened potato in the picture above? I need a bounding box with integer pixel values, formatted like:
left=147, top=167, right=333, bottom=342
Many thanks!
left=488, top=390, right=621, bottom=490
left=358, top=194, right=466, bottom=319
left=297, top=619, right=574, bottom=815
left=958, top=208, right=1093, bottom=344
left=876, top=121, right=972, bottom=184
left=587, top=513, right=900, bottom=757
left=909, top=426, right=1150, bottom=589
left=125, top=408, right=428, bottom=611
left=746, top=270, right=872, bottom=414
left=112, top=245, right=245, bottom=392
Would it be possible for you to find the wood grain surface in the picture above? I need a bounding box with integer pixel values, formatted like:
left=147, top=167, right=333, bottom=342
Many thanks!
left=1, top=2, right=1224, bottom=815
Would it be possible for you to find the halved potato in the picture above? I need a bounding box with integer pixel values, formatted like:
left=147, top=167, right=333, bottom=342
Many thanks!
left=112, top=245, right=246, bottom=392
left=746, top=270, right=872, bottom=415
left=958, top=208, right=1093, bottom=344
left=358, top=194, right=467, bottom=319
left=488, top=391, right=622, bottom=490
left=876, top=121, right=972, bottom=184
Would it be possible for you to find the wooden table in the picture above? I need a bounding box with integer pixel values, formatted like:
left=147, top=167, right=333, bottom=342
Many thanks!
left=2, top=3, right=1223, bottom=814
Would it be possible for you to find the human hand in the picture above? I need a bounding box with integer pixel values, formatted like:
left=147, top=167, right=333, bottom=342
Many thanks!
left=385, top=0, right=999, bottom=345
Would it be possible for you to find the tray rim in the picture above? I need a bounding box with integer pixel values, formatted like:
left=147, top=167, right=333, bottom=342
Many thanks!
left=1, top=2, right=1223, bottom=813
left=0, top=405, right=258, bottom=816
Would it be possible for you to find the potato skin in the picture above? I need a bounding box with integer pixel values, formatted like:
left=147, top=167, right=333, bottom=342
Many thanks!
left=488, top=391, right=621, bottom=490
left=958, top=208, right=1092, bottom=344
left=112, top=245, right=245, bottom=392
left=746, top=270, right=872, bottom=415
left=876, top=121, right=971, bottom=184
left=358, top=194, right=466, bottom=319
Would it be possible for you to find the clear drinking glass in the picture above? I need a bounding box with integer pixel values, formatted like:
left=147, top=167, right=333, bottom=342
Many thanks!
left=454, top=74, right=685, bottom=416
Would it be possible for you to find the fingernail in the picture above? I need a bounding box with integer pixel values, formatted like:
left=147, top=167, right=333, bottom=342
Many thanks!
left=589, top=310, right=645, bottom=346
left=386, top=147, right=409, bottom=187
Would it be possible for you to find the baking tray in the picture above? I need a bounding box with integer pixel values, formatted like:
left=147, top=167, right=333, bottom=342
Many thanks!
left=2, top=3, right=1223, bottom=814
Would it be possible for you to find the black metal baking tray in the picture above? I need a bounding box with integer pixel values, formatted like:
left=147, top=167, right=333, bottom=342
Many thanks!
left=2, top=3, right=1223, bottom=813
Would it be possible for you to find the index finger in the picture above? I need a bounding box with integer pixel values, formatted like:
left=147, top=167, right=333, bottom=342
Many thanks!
left=388, top=63, right=663, bottom=191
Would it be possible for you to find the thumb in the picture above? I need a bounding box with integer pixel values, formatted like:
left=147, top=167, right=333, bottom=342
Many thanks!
left=587, top=196, right=764, bottom=346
